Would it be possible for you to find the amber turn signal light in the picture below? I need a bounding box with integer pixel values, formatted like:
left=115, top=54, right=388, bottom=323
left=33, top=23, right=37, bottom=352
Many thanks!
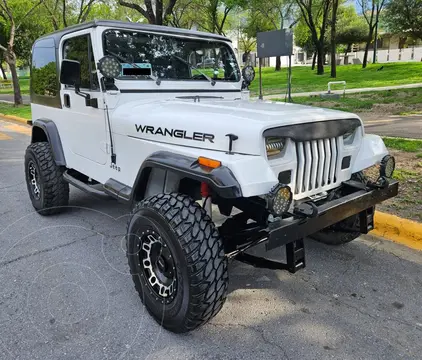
left=198, top=157, right=221, bottom=169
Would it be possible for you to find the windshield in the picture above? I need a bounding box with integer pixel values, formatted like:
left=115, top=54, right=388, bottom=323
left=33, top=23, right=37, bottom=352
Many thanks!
left=103, top=29, right=241, bottom=82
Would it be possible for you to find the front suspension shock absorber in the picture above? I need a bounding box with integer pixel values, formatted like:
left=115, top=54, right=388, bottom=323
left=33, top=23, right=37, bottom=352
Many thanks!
left=201, top=182, right=212, bottom=218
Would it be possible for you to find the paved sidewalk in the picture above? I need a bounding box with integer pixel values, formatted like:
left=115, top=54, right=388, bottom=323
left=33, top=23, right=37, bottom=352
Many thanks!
left=263, top=82, right=422, bottom=100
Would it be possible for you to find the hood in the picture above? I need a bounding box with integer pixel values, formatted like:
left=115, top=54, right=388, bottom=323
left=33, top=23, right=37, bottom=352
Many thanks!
left=111, top=98, right=362, bottom=155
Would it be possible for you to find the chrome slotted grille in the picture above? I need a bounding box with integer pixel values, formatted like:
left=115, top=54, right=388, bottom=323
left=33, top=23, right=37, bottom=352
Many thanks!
left=295, top=137, right=341, bottom=195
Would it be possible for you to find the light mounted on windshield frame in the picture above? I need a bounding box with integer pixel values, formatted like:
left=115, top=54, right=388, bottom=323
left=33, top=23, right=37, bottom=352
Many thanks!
left=98, top=55, right=122, bottom=79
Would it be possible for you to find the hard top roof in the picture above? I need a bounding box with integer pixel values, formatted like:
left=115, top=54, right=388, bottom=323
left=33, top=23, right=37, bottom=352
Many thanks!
left=36, top=20, right=231, bottom=44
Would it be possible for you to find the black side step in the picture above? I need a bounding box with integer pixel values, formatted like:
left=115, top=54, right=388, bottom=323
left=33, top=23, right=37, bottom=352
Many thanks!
left=63, top=171, right=111, bottom=200
left=103, top=178, right=132, bottom=203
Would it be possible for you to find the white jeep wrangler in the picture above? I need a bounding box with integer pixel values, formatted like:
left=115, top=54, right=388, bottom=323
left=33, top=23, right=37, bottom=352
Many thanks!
left=25, top=20, right=398, bottom=333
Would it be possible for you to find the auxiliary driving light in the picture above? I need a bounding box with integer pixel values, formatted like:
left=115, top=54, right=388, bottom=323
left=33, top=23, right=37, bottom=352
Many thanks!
left=98, top=55, right=122, bottom=79
left=267, top=184, right=293, bottom=216
left=380, top=155, right=395, bottom=178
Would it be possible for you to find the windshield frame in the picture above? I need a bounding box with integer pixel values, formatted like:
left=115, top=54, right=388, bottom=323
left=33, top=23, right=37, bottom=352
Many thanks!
left=101, top=28, right=241, bottom=83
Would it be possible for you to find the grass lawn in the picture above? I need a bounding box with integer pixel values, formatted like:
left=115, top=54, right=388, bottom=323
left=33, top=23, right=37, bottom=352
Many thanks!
left=382, top=137, right=422, bottom=152
left=289, top=88, right=422, bottom=115
left=0, top=103, right=31, bottom=119
left=249, top=62, right=422, bottom=96
left=0, top=77, right=30, bottom=95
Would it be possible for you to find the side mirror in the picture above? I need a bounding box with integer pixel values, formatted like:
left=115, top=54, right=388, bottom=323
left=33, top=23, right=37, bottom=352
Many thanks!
left=60, top=59, right=81, bottom=87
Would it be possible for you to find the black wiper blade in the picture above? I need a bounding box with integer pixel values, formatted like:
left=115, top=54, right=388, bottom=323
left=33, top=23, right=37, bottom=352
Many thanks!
left=171, top=54, right=216, bottom=86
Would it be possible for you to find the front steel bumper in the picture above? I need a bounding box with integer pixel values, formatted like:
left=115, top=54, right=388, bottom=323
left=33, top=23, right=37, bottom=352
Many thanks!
left=266, top=179, right=399, bottom=251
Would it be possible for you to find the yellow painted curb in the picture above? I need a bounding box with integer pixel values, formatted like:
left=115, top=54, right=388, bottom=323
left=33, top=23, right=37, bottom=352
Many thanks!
left=372, top=211, right=422, bottom=251
left=0, top=112, right=30, bottom=124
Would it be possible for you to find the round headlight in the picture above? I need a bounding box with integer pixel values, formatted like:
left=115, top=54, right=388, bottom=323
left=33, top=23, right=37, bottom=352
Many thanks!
left=266, top=137, right=285, bottom=157
left=98, top=55, right=122, bottom=79
left=267, top=184, right=292, bottom=216
left=343, top=131, right=355, bottom=145
left=380, top=155, right=395, bottom=178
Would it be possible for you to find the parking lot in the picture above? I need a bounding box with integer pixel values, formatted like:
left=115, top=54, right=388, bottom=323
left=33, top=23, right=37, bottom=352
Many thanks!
left=1, top=118, right=422, bottom=360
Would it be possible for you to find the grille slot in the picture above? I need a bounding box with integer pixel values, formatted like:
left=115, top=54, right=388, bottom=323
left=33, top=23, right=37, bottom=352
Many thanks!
left=295, top=136, right=341, bottom=195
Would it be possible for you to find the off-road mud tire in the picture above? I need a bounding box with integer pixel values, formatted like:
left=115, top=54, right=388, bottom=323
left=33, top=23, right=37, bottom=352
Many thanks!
left=24, top=142, right=69, bottom=215
left=311, top=219, right=361, bottom=245
left=126, top=193, right=228, bottom=333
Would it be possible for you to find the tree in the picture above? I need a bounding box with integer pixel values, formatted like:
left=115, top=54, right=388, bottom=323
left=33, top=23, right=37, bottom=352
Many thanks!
left=0, top=0, right=44, bottom=105
left=244, top=0, right=294, bottom=71
left=118, top=0, right=179, bottom=25
left=384, top=0, right=422, bottom=41
left=168, top=0, right=197, bottom=28
left=335, top=5, right=367, bottom=61
left=296, top=0, right=332, bottom=75
left=330, top=0, right=339, bottom=77
left=357, top=0, right=388, bottom=68
left=41, top=0, right=105, bottom=30
left=294, top=18, right=317, bottom=68
left=190, top=0, right=246, bottom=36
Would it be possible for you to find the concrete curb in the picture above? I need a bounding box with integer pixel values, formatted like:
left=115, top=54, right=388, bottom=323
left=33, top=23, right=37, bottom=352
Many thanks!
left=0, top=112, right=30, bottom=125
left=372, top=211, right=422, bottom=251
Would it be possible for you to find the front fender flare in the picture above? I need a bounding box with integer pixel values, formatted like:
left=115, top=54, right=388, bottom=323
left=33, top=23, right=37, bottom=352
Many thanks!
left=131, top=151, right=242, bottom=202
left=31, top=119, right=66, bottom=166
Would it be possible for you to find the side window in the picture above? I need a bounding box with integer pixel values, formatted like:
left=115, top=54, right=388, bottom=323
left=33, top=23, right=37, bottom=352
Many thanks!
left=63, top=35, right=99, bottom=90
left=32, top=40, right=58, bottom=97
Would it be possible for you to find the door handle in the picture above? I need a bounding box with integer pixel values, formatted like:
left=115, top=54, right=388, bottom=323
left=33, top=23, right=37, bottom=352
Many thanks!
left=64, top=94, right=71, bottom=108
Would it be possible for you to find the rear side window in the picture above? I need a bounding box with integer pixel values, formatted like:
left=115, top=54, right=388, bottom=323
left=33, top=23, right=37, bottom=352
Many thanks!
left=63, top=35, right=99, bottom=90
left=32, top=39, right=58, bottom=97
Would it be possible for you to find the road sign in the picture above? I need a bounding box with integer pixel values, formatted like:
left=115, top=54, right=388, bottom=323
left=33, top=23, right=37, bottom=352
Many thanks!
left=256, top=29, right=293, bottom=58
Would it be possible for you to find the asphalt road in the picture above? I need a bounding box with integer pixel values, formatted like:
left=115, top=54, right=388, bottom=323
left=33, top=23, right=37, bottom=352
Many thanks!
left=364, top=115, right=422, bottom=139
left=1, top=119, right=422, bottom=360
left=0, top=94, right=30, bottom=104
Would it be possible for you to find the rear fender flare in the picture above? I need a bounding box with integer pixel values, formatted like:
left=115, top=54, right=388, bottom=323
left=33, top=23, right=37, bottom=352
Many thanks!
left=31, top=119, right=66, bottom=166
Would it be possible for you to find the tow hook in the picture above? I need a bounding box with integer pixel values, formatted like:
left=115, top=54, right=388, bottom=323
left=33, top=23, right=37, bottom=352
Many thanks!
left=366, top=176, right=389, bottom=190
left=293, top=201, right=319, bottom=218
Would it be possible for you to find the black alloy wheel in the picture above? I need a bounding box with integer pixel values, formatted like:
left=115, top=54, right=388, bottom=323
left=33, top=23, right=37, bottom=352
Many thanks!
left=127, top=193, right=228, bottom=333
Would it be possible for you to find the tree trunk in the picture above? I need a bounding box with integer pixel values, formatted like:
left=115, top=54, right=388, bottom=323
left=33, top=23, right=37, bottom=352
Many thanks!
left=312, top=52, right=317, bottom=70
left=0, top=63, right=7, bottom=80
left=330, top=0, right=339, bottom=78
left=155, top=2, right=163, bottom=25
left=5, top=52, right=22, bottom=105
left=330, top=48, right=336, bottom=78
left=344, top=44, right=351, bottom=65
left=275, top=56, right=281, bottom=71
left=362, top=28, right=374, bottom=69
left=316, top=44, right=324, bottom=75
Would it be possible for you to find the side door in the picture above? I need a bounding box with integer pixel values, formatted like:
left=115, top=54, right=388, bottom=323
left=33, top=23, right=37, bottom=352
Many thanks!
left=59, top=32, right=108, bottom=165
